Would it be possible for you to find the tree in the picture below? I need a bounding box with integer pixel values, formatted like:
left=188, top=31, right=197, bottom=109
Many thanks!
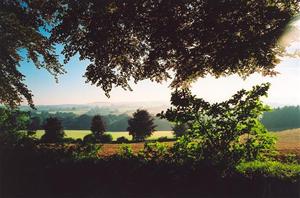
left=27, top=117, right=41, bottom=134
left=0, top=108, right=31, bottom=145
left=1, top=1, right=298, bottom=107
left=127, top=109, right=156, bottom=141
left=45, top=0, right=298, bottom=95
left=90, top=115, right=106, bottom=139
left=0, top=0, right=64, bottom=108
left=159, top=83, right=276, bottom=171
left=41, top=117, right=65, bottom=143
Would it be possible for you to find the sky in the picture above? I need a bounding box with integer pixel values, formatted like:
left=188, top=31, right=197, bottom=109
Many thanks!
left=19, top=19, right=300, bottom=107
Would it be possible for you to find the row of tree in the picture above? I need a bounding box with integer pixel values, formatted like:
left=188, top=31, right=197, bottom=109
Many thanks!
left=261, top=106, right=300, bottom=131
left=40, top=109, right=156, bottom=143
left=27, top=111, right=172, bottom=131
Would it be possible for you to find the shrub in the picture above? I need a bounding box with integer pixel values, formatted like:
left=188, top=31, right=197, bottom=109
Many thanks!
left=236, top=160, right=300, bottom=181
left=140, top=142, right=169, bottom=161
left=74, top=138, right=83, bottom=144
left=63, top=138, right=75, bottom=143
left=118, top=144, right=134, bottom=159
left=116, top=136, right=129, bottom=143
left=83, top=134, right=96, bottom=144
left=99, top=134, right=113, bottom=143
left=157, top=136, right=169, bottom=142
left=72, top=144, right=101, bottom=160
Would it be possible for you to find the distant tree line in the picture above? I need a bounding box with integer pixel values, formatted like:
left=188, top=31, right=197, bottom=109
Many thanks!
left=261, top=106, right=300, bottom=131
left=24, top=105, right=300, bottom=133
left=27, top=111, right=172, bottom=131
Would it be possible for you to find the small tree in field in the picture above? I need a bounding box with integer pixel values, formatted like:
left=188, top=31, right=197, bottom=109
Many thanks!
left=41, top=117, right=64, bottom=143
left=127, top=109, right=156, bottom=142
left=90, top=115, right=106, bottom=140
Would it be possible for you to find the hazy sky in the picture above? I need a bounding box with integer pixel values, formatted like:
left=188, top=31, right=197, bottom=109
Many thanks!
left=19, top=19, right=300, bottom=106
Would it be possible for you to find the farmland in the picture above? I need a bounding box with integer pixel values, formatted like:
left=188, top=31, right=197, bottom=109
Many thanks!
left=35, top=128, right=300, bottom=157
left=35, top=130, right=174, bottom=140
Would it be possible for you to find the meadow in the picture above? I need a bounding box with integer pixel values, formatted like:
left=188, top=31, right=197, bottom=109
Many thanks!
left=35, top=130, right=174, bottom=140
left=35, top=128, right=300, bottom=157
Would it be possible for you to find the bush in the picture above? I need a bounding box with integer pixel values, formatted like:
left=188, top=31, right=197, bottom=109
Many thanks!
left=236, top=161, right=300, bottom=181
left=74, top=138, right=83, bottom=144
left=72, top=144, right=101, bottom=160
left=63, top=138, right=76, bottom=143
left=140, top=142, right=169, bottom=161
left=99, top=134, right=113, bottom=143
left=156, top=136, right=169, bottom=142
left=83, top=134, right=96, bottom=144
left=116, top=136, right=130, bottom=143
left=118, top=144, right=134, bottom=158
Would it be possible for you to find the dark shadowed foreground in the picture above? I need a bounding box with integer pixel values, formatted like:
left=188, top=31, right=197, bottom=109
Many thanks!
left=0, top=143, right=299, bottom=198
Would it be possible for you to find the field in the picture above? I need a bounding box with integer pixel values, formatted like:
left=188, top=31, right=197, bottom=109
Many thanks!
left=35, top=130, right=174, bottom=140
left=36, top=128, right=300, bottom=157
left=273, top=128, right=300, bottom=155
left=99, top=129, right=300, bottom=157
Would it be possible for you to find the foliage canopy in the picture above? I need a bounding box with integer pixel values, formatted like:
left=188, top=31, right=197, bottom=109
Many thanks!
left=0, top=0, right=64, bottom=108
left=1, top=0, right=299, bottom=108
left=159, top=83, right=276, bottom=171
left=46, top=0, right=298, bottom=95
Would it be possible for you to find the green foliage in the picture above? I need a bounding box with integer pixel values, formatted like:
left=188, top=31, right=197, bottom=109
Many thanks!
left=140, top=142, right=169, bottom=161
left=0, top=108, right=36, bottom=146
left=128, top=109, right=156, bottom=141
left=281, top=154, right=299, bottom=164
left=99, top=134, right=113, bottom=143
left=160, top=83, right=276, bottom=171
left=72, top=144, right=101, bottom=161
left=172, top=122, right=189, bottom=138
left=116, top=136, right=130, bottom=143
left=236, top=161, right=300, bottom=181
left=156, top=136, right=169, bottom=142
left=118, top=144, right=134, bottom=159
left=90, top=115, right=106, bottom=139
left=261, top=106, right=300, bottom=131
left=41, top=117, right=65, bottom=143
left=0, top=1, right=64, bottom=108
left=83, top=134, right=96, bottom=144
left=2, top=1, right=299, bottom=108
left=38, top=0, right=299, bottom=96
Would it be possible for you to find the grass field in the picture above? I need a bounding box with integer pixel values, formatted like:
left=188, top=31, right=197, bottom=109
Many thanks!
left=35, top=128, right=300, bottom=157
left=35, top=130, right=174, bottom=140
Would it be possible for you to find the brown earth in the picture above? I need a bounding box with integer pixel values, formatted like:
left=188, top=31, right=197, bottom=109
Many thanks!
left=98, top=129, right=300, bottom=158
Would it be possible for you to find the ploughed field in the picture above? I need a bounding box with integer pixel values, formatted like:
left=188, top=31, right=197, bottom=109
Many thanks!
left=36, top=128, right=300, bottom=157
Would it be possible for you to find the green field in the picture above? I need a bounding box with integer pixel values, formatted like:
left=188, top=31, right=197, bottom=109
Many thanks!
left=35, top=130, right=174, bottom=140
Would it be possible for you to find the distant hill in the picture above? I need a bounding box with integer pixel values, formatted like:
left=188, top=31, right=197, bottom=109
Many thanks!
left=21, top=104, right=300, bottom=132
left=21, top=101, right=170, bottom=115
